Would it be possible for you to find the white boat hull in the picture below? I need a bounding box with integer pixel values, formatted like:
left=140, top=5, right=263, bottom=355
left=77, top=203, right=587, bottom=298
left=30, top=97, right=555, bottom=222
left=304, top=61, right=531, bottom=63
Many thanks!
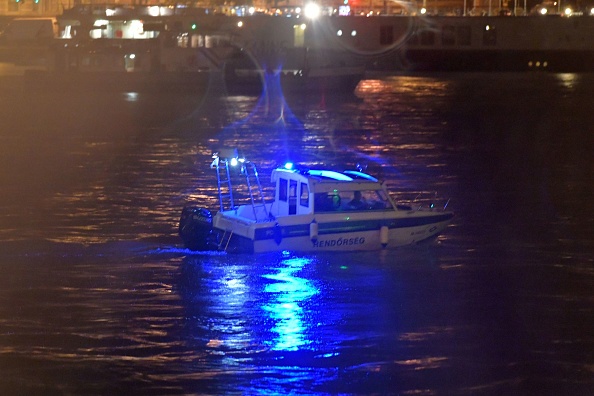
left=212, top=210, right=453, bottom=254
left=179, top=156, right=454, bottom=254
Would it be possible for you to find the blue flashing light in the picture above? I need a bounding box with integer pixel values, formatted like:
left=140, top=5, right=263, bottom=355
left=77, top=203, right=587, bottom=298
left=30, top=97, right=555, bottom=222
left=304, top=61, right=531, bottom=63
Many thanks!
left=230, top=158, right=239, bottom=167
left=284, top=162, right=294, bottom=170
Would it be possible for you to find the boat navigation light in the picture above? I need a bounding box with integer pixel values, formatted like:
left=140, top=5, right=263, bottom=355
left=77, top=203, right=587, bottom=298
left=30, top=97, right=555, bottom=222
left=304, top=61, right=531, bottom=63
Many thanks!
left=304, top=3, right=321, bottom=19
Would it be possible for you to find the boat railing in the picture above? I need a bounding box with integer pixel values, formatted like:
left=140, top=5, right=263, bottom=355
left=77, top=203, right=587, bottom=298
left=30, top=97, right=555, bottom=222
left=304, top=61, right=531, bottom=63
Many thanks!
left=405, top=191, right=451, bottom=212
left=211, top=149, right=271, bottom=222
left=241, top=161, right=270, bottom=221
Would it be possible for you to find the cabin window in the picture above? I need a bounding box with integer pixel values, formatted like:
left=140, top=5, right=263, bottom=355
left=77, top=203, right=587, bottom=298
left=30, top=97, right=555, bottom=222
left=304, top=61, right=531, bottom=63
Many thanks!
left=314, top=190, right=393, bottom=213
left=279, top=178, right=288, bottom=202
left=300, top=183, right=309, bottom=207
left=346, top=190, right=391, bottom=211
left=293, top=24, right=305, bottom=47
left=314, top=193, right=341, bottom=212
left=457, top=26, right=471, bottom=46
left=380, top=25, right=394, bottom=45
left=483, top=25, right=497, bottom=46
left=420, top=30, right=435, bottom=46
left=442, top=26, right=456, bottom=46
left=289, top=180, right=297, bottom=215
left=374, top=190, right=393, bottom=209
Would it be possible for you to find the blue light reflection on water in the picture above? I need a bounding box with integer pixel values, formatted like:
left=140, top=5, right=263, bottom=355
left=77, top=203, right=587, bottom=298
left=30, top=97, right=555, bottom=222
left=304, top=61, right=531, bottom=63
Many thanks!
left=261, top=255, right=318, bottom=351
left=177, top=252, right=321, bottom=357
left=174, top=250, right=414, bottom=394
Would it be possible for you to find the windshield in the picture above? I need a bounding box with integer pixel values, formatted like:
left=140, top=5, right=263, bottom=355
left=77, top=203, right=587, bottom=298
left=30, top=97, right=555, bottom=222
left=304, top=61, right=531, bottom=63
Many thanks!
left=314, top=189, right=393, bottom=212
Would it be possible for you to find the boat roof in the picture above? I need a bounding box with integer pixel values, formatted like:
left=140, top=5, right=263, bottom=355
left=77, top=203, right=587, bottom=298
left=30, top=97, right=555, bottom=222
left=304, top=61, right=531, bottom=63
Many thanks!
left=271, top=167, right=384, bottom=193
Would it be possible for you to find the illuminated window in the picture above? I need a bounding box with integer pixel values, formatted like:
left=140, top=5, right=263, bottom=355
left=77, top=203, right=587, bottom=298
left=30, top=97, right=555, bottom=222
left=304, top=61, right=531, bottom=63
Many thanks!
left=293, top=24, right=305, bottom=47
left=300, top=183, right=309, bottom=207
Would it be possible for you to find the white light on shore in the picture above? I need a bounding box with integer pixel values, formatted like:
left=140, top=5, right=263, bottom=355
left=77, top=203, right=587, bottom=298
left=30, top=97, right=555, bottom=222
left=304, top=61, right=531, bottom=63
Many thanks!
left=304, top=3, right=321, bottom=19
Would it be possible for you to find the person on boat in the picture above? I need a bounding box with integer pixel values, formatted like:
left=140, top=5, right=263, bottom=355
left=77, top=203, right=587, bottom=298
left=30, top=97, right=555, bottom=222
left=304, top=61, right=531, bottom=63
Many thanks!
left=348, top=191, right=366, bottom=210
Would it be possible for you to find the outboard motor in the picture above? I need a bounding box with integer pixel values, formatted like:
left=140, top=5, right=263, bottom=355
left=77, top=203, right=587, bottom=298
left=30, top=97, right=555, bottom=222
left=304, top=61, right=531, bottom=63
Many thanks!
left=179, top=206, right=218, bottom=251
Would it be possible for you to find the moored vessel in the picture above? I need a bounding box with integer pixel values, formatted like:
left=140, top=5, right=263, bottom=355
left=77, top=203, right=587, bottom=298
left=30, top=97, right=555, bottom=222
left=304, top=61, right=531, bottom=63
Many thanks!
left=7, top=4, right=594, bottom=93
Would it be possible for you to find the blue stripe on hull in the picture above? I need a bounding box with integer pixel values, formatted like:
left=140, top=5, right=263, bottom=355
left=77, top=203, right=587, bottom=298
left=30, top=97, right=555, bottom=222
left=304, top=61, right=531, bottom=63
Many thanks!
left=253, top=212, right=453, bottom=242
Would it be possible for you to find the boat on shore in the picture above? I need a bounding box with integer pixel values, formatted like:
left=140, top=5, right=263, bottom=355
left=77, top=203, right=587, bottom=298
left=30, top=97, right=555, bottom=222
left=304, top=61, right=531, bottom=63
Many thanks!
left=7, top=4, right=594, bottom=92
left=17, top=33, right=230, bottom=92
left=179, top=149, right=453, bottom=253
left=360, top=15, right=594, bottom=72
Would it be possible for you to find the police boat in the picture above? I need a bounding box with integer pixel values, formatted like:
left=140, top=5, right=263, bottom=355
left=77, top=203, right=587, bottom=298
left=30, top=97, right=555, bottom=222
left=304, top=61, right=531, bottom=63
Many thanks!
left=179, top=149, right=453, bottom=253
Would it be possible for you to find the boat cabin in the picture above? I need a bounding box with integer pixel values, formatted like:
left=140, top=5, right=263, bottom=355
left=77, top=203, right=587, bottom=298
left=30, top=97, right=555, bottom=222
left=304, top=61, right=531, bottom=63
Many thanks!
left=270, top=167, right=395, bottom=217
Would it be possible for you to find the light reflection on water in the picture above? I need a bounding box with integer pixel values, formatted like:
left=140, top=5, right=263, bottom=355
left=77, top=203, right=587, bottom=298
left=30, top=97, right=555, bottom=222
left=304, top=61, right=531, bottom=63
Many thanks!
left=262, top=255, right=318, bottom=351
left=178, top=253, right=321, bottom=356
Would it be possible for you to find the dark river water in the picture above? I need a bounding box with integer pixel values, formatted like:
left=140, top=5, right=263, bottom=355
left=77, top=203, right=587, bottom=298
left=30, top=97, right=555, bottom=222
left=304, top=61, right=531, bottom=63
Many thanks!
left=0, top=71, right=592, bottom=395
